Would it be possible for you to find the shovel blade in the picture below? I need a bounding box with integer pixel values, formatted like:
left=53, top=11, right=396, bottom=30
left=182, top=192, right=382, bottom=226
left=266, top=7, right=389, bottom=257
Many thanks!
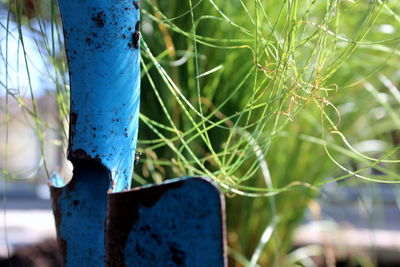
left=106, top=177, right=227, bottom=267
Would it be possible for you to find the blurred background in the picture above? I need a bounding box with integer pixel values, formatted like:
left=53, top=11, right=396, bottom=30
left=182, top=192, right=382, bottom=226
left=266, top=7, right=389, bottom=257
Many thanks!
left=1, top=0, right=400, bottom=266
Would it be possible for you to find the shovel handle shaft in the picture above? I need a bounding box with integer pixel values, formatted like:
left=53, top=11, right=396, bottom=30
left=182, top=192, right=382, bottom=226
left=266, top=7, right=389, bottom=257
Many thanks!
left=59, top=0, right=141, bottom=192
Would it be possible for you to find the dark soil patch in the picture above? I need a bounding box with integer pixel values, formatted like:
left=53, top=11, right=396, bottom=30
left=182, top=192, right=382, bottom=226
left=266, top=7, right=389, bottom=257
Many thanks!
left=0, top=239, right=61, bottom=267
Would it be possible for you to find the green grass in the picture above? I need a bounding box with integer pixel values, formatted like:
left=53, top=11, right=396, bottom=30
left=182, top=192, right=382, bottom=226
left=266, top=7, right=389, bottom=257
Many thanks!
left=1, top=0, right=400, bottom=265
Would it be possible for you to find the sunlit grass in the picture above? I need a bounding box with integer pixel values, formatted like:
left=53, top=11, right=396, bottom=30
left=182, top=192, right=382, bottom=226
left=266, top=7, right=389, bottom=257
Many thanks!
left=1, top=0, right=399, bottom=265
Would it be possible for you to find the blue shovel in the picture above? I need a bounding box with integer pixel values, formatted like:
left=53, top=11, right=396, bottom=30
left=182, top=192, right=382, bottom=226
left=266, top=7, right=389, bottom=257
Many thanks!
left=49, top=0, right=227, bottom=266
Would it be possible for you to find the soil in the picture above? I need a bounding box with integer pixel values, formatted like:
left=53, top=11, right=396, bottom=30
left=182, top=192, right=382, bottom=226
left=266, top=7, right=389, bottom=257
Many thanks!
left=0, top=239, right=61, bottom=267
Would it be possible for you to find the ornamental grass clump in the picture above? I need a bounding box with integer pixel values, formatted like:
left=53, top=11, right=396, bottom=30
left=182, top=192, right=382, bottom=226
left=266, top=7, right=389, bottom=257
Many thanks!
left=1, top=0, right=399, bottom=265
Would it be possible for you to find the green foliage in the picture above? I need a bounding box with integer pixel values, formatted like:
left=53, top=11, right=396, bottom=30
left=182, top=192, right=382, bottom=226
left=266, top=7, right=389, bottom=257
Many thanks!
left=138, top=0, right=400, bottom=265
left=1, top=0, right=399, bottom=265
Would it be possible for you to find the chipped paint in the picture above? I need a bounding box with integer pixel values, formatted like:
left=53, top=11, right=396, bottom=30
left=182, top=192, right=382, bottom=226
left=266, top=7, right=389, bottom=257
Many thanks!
left=132, top=21, right=141, bottom=49
left=51, top=161, right=110, bottom=266
left=51, top=0, right=141, bottom=265
left=51, top=0, right=227, bottom=266
left=59, top=0, right=141, bottom=192
left=51, top=175, right=227, bottom=266
left=106, top=177, right=227, bottom=267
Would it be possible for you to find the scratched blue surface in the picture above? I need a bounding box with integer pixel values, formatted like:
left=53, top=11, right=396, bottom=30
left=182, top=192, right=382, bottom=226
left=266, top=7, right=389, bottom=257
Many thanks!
left=59, top=0, right=140, bottom=192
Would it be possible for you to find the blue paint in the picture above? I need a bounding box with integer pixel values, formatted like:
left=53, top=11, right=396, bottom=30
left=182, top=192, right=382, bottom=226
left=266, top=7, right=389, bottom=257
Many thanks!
left=51, top=0, right=141, bottom=265
left=106, top=177, right=227, bottom=267
left=52, top=175, right=227, bottom=266
left=51, top=162, right=109, bottom=266
left=50, top=172, right=65, bottom=187
left=123, top=178, right=226, bottom=266
left=51, top=1, right=227, bottom=266
left=59, top=0, right=141, bottom=192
